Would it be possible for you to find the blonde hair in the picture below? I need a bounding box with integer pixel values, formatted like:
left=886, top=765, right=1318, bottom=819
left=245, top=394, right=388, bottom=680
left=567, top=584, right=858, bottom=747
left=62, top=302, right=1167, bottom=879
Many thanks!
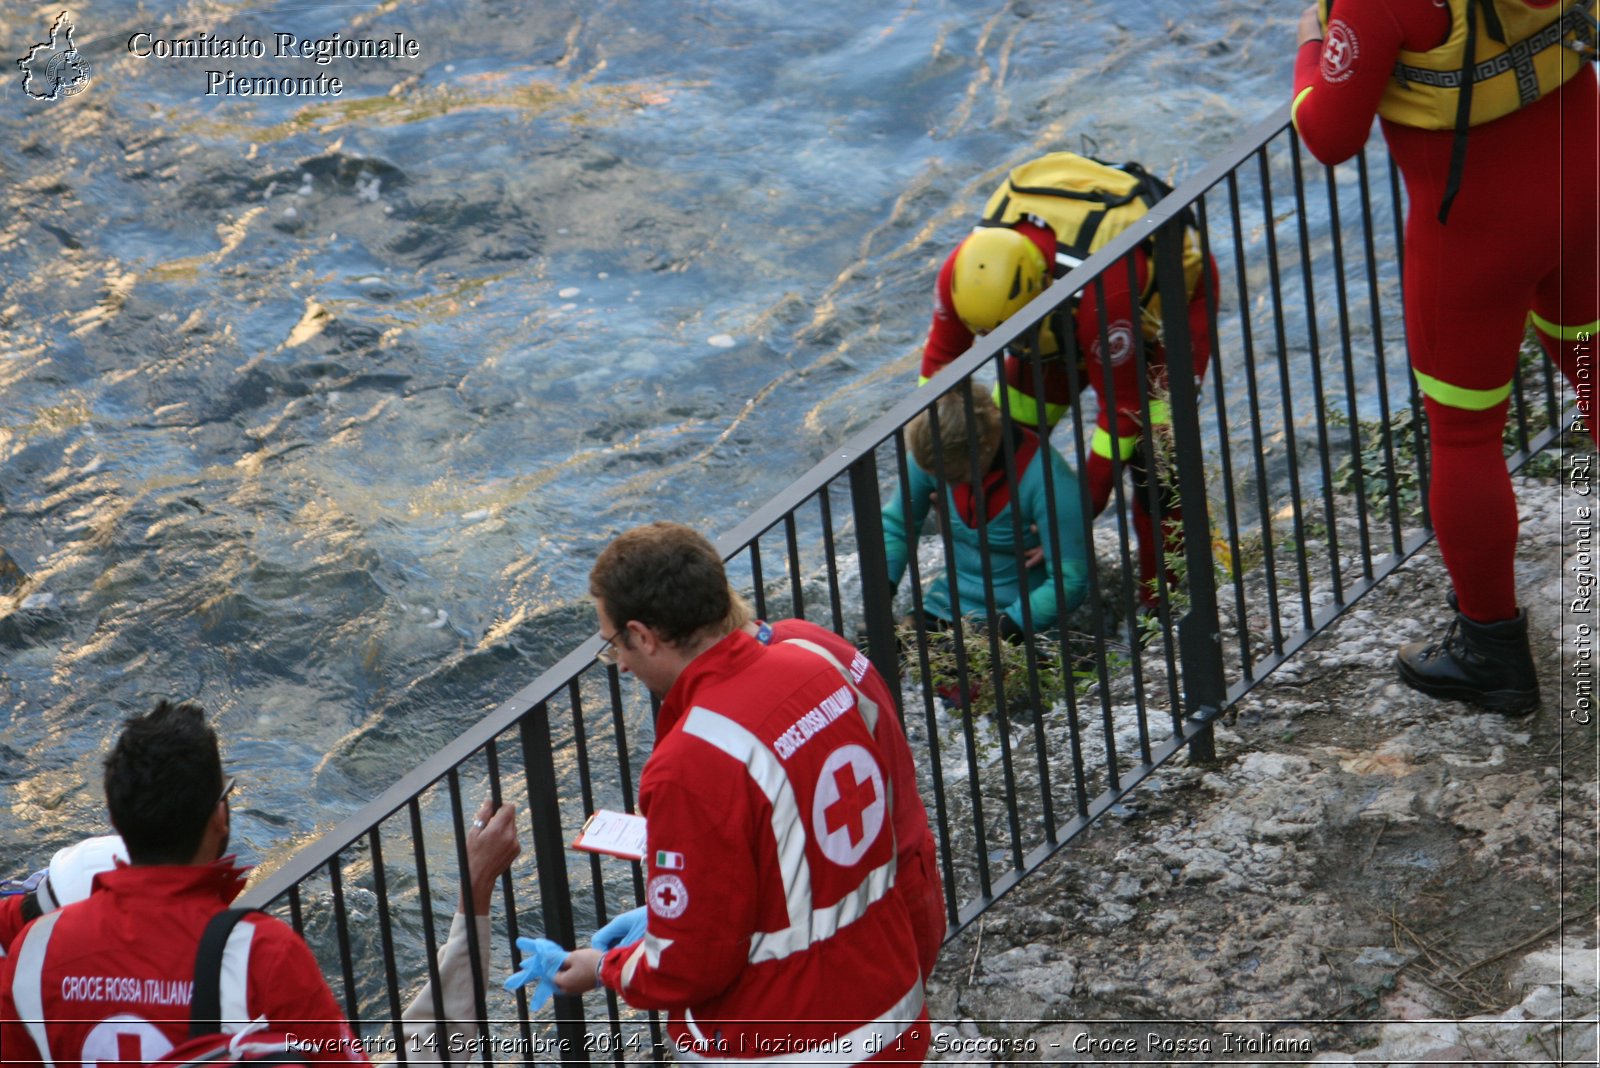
left=724, top=588, right=754, bottom=632
left=908, top=389, right=1003, bottom=482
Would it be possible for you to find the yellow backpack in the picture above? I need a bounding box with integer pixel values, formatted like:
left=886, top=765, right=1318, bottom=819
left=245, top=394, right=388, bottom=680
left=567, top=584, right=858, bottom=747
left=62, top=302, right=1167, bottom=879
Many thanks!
left=979, top=152, right=1203, bottom=351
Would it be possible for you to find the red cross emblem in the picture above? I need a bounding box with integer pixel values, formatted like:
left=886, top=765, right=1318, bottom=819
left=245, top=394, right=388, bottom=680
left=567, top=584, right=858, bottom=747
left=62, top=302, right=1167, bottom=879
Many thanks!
left=811, top=744, right=886, bottom=868
left=824, top=764, right=879, bottom=846
left=647, top=873, right=688, bottom=919
left=1322, top=21, right=1359, bottom=84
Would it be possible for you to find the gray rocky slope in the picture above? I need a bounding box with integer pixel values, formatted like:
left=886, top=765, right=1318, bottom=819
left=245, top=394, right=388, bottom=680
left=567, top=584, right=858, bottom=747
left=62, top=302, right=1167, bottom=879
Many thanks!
left=922, top=469, right=1598, bottom=1066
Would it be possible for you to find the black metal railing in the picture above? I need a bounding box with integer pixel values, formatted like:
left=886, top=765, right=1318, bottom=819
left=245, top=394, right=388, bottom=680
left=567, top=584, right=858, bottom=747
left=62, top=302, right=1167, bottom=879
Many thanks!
left=239, top=102, right=1571, bottom=1064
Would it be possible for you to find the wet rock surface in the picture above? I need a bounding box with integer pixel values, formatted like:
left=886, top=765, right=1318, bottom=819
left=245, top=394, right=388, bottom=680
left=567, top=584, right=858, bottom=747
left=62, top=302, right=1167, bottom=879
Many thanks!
left=922, top=472, right=1597, bottom=1064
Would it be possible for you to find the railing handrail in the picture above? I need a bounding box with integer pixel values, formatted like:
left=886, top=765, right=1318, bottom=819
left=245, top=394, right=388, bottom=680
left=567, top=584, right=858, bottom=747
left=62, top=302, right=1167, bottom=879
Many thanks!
left=245, top=100, right=1298, bottom=911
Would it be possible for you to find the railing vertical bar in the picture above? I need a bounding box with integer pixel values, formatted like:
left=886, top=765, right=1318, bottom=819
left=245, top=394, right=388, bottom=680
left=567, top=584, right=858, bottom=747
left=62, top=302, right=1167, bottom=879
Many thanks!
left=446, top=769, right=493, bottom=1065
left=1048, top=315, right=1107, bottom=820
left=784, top=512, right=806, bottom=621
left=1226, top=166, right=1287, bottom=658
left=976, top=375, right=1032, bottom=867
left=1196, top=193, right=1254, bottom=684
left=485, top=738, right=535, bottom=1054
left=560, top=678, right=626, bottom=1067
left=956, top=380, right=1026, bottom=869
left=288, top=884, right=305, bottom=938
left=848, top=447, right=903, bottom=720
left=366, top=827, right=407, bottom=1058
left=748, top=540, right=768, bottom=621
left=1320, top=151, right=1375, bottom=580
left=1354, top=147, right=1407, bottom=555
left=409, top=797, right=448, bottom=1034
left=520, top=703, right=587, bottom=1066
left=923, top=385, right=995, bottom=896
left=325, top=854, right=362, bottom=1029
left=1258, top=142, right=1317, bottom=632
left=567, top=674, right=615, bottom=1021
left=1087, top=283, right=1131, bottom=795
left=817, top=488, right=847, bottom=635
left=1153, top=216, right=1223, bottom=759
left=994, top=292, right=1065, bottom=845
left=602, top=664, right=647, bottom=909
left=1289, top=136, right=1353, bottom=601
left=1509, top=344, right=1535, bottom=450
left=888, top=426, right=960, bottom=925
left=1125, top=245, right=1171, bottom=763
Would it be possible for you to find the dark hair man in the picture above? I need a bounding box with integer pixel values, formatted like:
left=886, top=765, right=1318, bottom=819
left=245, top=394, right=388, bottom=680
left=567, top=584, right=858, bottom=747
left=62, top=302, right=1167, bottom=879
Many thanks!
left=0, top=700, right=371, bottom=1066
left=552, top=522, right=930, bottom=1064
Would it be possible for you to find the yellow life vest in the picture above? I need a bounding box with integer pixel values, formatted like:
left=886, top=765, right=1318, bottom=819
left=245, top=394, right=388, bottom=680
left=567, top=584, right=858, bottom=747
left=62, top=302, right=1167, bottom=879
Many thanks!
left=1318, top=0, right=1593, bottom=130
left=978, top=153, right=1204, bottom=353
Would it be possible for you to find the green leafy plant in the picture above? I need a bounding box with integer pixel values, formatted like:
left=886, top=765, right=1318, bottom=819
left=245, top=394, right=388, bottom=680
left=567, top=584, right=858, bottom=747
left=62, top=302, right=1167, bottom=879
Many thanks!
left=899, top=619, right=1087, bottom=721
left=1327, top=404, right=1427, bottom=520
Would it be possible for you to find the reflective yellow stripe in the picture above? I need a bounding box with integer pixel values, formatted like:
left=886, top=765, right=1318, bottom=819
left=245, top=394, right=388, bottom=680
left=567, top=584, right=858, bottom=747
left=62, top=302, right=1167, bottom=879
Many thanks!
left=1091, top=427, right=1141, bottom=461
left=1148, top=399, right=1171, bottom=426
left=1529, top=311, right=1599, bottom=342
left=1413, top=369, right=1512, bottom=411
left=995, top=382, right=1068, bottom=428
left=917, top=374, right=932, bottom=387
left=1291, top=86, right=1314, bottom=132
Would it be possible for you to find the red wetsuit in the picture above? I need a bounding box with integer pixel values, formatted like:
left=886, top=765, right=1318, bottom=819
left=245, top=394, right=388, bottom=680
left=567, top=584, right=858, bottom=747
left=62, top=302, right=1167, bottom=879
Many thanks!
left=1293, top=0, right=1598, bottom=622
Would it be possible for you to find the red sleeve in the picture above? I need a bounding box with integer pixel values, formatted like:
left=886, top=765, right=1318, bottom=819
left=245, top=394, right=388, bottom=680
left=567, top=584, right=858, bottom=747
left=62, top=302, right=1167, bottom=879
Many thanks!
left=1291, top=0, right=1439, bottom=164
left=0, top=948, right=43, bottom=1066
left=1077, top=249, right=1148, bottom=440
left=601, top=753, right=757, bottom=1010
left=0, top=895, right=26, bottom=957
left=247, top=920, right=373, bottom=1065
left=920, top=249, right=974, bottom=382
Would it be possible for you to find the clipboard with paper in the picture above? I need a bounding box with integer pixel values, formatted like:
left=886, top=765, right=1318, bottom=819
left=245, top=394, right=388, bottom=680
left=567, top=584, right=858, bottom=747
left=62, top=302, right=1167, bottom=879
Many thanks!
left=571, top=808, right=647, bottom=861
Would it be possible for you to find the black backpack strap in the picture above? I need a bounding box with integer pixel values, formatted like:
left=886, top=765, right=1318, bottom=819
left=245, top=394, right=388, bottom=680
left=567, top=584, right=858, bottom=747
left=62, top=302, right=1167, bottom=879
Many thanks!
left=189, top=908, right=261, bottom=1038
left=1438, top=0, right=1481, bottom=223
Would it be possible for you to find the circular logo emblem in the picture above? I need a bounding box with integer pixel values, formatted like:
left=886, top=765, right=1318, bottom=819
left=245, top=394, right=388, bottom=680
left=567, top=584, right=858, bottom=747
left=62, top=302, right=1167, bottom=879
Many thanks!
left=83, top=1015, right=173, bottom=1068
left=46, top=51, right=92, bottom=97
left=1321, top=20, right=1360, bottom=84
left=811, top=744, right=887, bottom=868
left=1098, top=320, right=1137, bottom=367
left=647, top=874, right=688, bottom=919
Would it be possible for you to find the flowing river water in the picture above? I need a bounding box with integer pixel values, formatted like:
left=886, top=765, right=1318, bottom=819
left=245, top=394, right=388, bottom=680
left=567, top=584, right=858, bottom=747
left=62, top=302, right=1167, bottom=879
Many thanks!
left=0, top=0, right=1294, bottom=882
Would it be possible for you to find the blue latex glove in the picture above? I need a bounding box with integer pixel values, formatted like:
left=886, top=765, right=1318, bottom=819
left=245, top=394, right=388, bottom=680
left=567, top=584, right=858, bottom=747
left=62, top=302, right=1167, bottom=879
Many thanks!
left=592, top=906, right=647, bottom=951
left=503, top=937, right=569, bottom=1011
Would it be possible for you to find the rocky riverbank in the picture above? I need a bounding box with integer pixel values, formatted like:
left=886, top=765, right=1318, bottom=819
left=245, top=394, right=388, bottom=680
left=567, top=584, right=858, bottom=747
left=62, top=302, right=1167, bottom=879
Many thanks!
left=922, top=469, right=1598, bottom=1065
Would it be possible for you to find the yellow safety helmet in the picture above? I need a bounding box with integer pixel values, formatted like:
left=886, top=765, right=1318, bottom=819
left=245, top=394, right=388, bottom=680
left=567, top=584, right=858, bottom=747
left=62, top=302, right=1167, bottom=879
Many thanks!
left=949, top=226, right=1049, bottom=335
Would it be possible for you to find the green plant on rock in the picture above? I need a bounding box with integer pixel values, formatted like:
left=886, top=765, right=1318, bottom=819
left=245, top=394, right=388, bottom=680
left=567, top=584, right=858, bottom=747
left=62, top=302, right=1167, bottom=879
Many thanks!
left=899, top=619, right=1090, bottom=721
left=1327, top=404, right=1426, bottom=520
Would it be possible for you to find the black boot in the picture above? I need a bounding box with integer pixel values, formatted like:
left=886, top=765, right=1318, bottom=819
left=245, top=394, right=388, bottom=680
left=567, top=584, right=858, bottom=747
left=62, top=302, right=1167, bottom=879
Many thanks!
left=1395, top=606, right=1540, bottom=716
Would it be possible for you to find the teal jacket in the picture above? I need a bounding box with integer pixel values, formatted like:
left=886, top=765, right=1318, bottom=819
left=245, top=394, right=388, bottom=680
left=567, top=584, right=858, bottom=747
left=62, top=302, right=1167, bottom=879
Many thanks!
left=882, top=430, right=1090, bottom=631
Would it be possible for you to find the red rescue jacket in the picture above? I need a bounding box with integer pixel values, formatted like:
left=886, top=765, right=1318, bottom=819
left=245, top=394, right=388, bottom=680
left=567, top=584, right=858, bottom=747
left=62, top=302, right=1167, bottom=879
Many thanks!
left=601, top=632, right=929, bottom=1064
left=0, top=861, right=369, bottom=1068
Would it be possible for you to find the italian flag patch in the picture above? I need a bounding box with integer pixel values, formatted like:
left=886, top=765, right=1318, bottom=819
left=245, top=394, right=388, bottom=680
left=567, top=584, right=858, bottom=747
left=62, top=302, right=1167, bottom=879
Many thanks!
left=654, top=849, right=685, bottom=870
